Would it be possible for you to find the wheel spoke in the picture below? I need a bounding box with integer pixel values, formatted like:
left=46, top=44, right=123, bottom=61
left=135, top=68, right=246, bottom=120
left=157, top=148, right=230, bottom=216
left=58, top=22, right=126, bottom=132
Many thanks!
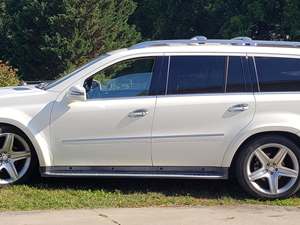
left=0, top=133, right=32, bottom=184
left=10, top=151, right=30, bottom=162
left=4, top=161, right=18, bottom=180
left=0, top=133, right=14, bottom=153
left=255, top=148, right=271, bottom=166
left=249, top=168, right=267, bottom=181
left=273, top=148, right=288, bottom=165
left=268, top=174, right=279, bottom=194
left=278, top=166, right=298, bottom=178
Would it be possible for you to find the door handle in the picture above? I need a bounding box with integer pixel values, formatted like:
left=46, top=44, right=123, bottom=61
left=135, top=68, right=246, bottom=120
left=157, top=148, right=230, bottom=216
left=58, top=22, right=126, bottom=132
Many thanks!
left=128, top=109, right=149, bottom=118
left=228, top=104, right=249, bottom=112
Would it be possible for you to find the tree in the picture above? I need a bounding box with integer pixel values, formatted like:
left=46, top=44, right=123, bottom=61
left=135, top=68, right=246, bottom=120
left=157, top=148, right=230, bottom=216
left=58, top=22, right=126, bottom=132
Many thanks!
left=0, top=0, right=140, bottom=81
left=131, top=0, right=300, bottom=41
left=218, top=0, right=295, bottom=40
left=131, top=0, right=221, bottom=40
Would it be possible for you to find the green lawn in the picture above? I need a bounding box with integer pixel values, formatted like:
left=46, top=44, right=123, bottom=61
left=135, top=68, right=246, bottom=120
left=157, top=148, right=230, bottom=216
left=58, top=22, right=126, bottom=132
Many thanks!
left=1, top=178, right=300, bottom=211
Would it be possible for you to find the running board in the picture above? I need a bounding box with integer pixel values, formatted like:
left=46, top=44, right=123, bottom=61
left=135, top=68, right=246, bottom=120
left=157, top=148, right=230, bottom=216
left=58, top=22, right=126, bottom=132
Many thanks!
left=41, top=166, right=228, bottom=179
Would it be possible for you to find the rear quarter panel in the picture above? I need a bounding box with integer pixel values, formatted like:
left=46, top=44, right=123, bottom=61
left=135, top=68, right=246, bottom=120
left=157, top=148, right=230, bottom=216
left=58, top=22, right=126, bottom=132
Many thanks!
left=222, top=92, right=300, bottom=167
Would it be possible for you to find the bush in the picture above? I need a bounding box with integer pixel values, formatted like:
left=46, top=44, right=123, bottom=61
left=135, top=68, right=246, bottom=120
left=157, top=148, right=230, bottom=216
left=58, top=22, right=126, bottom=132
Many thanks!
left=0, top=61, right=20, bottom=87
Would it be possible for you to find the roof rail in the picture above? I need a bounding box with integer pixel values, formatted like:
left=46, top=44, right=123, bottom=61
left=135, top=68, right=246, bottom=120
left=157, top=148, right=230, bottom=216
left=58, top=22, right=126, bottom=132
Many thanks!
left=191, top=36, right=208, bottom=41
left=130, top=36, right=300, bottom=49
left=231, top=36, right=253, bottom=45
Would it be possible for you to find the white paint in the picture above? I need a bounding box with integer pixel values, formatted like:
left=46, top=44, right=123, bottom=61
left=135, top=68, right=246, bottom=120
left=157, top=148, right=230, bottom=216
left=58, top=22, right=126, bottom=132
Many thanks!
left=1, top=41, right=300, bottom=172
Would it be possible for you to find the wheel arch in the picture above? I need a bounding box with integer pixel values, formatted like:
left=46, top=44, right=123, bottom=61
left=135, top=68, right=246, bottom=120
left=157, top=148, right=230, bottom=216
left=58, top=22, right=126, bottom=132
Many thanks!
left=0, top=121, right=52, bottom=167
left=226, top=131, right=300, bottom=176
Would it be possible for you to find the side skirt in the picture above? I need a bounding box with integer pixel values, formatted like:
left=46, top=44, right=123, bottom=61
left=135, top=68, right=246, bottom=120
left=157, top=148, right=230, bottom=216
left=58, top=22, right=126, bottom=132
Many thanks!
left=40, top=166, right=228, bottom=179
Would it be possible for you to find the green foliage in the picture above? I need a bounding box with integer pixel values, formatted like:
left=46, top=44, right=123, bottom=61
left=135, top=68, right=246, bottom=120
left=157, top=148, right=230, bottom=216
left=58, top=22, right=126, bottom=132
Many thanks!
left=0, top=0, right=140, bottom=81
left=131, top=0, right=300, bottom=41
left=0, top=179, right=300, bottom=211
left=131, top=0, right=222, bottom=39
left=0, top=60, right=19, bottom=87
left=1, top=0, right=300, bottom=81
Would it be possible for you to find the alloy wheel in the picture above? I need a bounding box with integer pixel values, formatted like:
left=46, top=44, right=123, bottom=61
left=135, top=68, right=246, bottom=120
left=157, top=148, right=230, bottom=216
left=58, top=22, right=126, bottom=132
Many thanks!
left=246, top=143, right=299, bottom=195
left=0, top=133, right=31, bottom=184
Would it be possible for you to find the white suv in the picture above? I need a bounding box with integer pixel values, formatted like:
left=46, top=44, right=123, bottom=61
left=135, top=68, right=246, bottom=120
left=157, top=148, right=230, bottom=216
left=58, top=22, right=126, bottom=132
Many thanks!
left=1, top=36, right=300, bottom=199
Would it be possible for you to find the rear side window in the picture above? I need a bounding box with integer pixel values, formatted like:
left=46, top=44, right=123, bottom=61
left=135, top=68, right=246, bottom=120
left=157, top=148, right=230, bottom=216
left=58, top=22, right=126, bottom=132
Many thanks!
left=255, top=57, right=300, bottom=92
left=226, top=56, right=247, bottom=92
left=167, top=56, right=226, bottom=94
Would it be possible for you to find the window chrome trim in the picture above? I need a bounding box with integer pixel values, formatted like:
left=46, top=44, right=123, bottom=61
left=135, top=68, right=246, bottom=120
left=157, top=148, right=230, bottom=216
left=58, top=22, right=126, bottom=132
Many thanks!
left=157, top=92, right=254, bottom=98
left=84, top=95, right=157, bottom=102
left=255, top=91, right=300, bottom=94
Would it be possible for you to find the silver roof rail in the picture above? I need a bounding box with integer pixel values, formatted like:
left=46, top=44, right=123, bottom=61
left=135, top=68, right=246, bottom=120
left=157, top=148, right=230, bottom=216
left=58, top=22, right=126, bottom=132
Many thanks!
left=231, top=37, right=253, bottom=46
left=191, top=36, right=208, bottom=41
left=130, top=39, right=200, bottom=49
left=232, top=36, right=252, bottom=41
left=130, top=36, right=300, bottom=49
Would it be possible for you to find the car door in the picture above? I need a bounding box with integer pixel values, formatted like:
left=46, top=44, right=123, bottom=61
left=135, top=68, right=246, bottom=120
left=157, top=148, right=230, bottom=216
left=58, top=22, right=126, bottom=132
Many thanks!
left=151, top=55, right=256, bottom=167
left=50, top=56, right=163, bottom=166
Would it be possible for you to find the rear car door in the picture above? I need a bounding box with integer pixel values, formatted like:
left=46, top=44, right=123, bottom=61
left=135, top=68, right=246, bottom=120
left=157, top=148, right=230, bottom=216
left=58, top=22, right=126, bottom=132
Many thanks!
left=151, top=55, right=256, bottom=167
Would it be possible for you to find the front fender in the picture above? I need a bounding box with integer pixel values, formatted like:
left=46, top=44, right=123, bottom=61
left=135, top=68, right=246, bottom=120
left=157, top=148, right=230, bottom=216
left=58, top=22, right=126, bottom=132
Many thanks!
left=0, top=108, right=53, bottom=167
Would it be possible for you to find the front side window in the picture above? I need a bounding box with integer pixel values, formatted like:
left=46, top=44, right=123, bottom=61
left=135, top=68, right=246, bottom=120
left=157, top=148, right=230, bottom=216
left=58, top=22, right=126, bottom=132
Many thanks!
left=255, top=57, right=300, bottom=92
left=167, top=56, right=226, bottom=94
left=84, top=57, right=155, bottom=99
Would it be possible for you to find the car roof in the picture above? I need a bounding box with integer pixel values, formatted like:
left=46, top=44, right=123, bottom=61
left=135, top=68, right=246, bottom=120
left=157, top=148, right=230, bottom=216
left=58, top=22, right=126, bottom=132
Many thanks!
left=125, top=36, right=300, bottom=56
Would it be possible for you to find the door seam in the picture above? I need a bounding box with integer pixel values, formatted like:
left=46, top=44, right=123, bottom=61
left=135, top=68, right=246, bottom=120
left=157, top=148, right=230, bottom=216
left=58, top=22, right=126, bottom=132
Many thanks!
left=150, top=96, right=158, bottom=166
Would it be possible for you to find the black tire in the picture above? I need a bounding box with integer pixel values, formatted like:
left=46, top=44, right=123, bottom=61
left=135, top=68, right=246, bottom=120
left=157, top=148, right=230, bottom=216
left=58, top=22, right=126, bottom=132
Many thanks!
left=0, top=125, right=39, bottom=185
left=235, top=135, right=300, bottom=199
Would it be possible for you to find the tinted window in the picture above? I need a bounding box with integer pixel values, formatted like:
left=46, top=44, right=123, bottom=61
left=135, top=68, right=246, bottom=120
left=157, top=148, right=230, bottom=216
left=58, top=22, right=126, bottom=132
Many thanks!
left=84, top=57, right=155, bottom=99
left=255, top=57, right=300, bottom=92
left=167, top=56, right=226, bottom=94
left=226, top=56, right=246, bottom=92
left=248, top=57, right=259, bottom=92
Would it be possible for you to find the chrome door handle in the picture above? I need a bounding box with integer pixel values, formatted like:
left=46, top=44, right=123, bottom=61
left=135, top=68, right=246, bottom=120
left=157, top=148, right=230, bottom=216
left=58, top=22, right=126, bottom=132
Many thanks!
left=128, top=109, right=149, bottom=118
left=228, top=104, right=249, bottom=112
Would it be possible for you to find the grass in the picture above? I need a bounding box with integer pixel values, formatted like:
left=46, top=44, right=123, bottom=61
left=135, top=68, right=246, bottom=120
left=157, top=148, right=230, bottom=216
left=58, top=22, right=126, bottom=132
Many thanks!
left=1, top=177, right=300, bottom=211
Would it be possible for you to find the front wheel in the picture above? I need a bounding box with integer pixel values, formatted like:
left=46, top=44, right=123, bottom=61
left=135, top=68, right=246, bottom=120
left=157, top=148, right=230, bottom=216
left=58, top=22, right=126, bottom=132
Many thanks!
left=236, top=135, right=300, bottom=199
left=0, top=126, right=38, bottom=185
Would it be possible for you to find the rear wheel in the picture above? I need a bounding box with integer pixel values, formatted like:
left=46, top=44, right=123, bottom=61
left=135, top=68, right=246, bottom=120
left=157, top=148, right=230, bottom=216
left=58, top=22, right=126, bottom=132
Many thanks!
left=0, top=126, right=38, bottom=185
left=236, top=135, right=300, bottom=199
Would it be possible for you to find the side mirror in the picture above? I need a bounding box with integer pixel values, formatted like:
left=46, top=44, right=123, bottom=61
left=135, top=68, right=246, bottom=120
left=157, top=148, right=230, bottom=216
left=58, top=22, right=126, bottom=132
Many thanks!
left=67, top=85, right=87, bottom=102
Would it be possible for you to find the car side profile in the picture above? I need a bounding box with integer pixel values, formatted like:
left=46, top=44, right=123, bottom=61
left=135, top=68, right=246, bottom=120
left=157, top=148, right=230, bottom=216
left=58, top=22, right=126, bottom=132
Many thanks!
left=1, top=36, right=300, bottom=199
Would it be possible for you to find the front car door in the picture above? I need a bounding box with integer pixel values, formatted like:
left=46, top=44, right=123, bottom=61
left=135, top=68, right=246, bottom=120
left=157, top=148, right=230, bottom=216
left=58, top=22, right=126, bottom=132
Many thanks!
left=50, top=56, right=163, bottom=166
left=152, top=54, right=256, bottom=168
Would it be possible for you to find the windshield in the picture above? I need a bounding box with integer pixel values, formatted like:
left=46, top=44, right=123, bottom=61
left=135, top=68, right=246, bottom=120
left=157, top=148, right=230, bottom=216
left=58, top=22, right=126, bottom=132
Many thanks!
left=43, top=54, right=110, bottom=90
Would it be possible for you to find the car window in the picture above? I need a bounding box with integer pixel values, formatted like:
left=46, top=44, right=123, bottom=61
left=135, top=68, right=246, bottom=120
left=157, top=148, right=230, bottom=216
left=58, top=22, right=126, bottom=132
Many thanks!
left=167, top=56, right=226, bottom=94
left=84, top=57, right=155, bottom=99
left=226, top=56, right=247, bottom=92
left=255, top=57, right=300, bottom=92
